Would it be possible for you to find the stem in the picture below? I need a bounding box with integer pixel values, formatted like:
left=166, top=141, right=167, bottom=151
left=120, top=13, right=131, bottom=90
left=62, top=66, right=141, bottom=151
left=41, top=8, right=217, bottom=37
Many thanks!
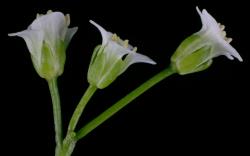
left=48, top=78, right=62, bottom=149
left=67, top=85, right=97, bottom=133
left=75, top=66, right=175, bottom=140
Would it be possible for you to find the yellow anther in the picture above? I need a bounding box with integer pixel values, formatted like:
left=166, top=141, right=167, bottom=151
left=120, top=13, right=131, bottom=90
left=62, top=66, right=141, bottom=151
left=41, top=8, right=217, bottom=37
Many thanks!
left=47, top=10, right=53, bottom=14
left=124, top=40, right=129, bottom=48
left=219, top=24, right=225, bottom=30
left=112, top=34, right=118, bottom=41
left=225, top=37, right=232, bottom=43
left=133, top=47, right=137, bottom=52
left=221, top=31, right=226, bottom=37
left=65, top=14, right=70, bottom=26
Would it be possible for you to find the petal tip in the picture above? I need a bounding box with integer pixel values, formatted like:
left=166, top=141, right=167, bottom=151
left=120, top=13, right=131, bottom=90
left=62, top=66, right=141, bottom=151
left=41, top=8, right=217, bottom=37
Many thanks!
left=196, top=6, right=201, bottom=13
left=8, top=33, right=16, bottom=37
left=89, top=20, right=111, bottom=46
left=150, top=60, right=157, bottom=65
left=238, top=56, right=243, bottom=62
left=89, top=20, right=101, bottom=30
left=72, top=26, right=79, bottom=31
left=89, top=20, right=96, bottom=26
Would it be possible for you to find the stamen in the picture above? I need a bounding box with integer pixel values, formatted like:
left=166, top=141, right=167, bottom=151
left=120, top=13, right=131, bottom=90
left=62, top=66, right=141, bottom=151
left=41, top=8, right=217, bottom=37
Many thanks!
left=47, top=10, right=53, bottom=14
left=124, top=40, right=129, bottom=48
left=112, top=34, right=118, bottom=41
left=65, top=14, right=70, bottom=26
left=219, top=24, right=225, bottom=30
left=218, top=23, right=232, bottom=42
left=133, top=47, right=137, bottom=52
left=221, top=31, right=226, bottom=37
left=225, top=37, right=232, bottom=43
left=36, top=13, right=40, bottom=18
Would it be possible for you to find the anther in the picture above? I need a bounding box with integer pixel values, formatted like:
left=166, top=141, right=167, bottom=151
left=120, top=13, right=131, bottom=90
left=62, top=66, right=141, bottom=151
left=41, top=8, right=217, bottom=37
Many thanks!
left=221, top=31, right=226, bottom=37
left=219, top=24, right=225, bottom=30
left=124, top=40, right=129, bottom=48
left=47, top=10, right=52, bottom=14
left=225, top=37, right=232, bottom=43
left=133, top=47, right=137, bottom=52
left=112, top=34, right=118, bottom=41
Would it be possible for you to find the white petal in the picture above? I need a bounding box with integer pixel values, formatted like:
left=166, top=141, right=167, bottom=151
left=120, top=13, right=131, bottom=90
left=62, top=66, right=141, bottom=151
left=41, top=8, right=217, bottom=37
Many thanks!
left=196, top=7, right=207, bottom=32
left=30, top=12, right=68, bottom=52
left=8, top=30, right=43, bottom=59
left=120, top=52, right=156, bottom=74
left=64, top=27, right=78, bottom=47
left=196, top=7, right=243, bottom=62
left=126, top=52, right=156, bottom=65
left=215, top=40, right=243, bottom=62
left=89, top=20, right=113, bottom=46
left=105, top=40, right=130, bottom=59
left=196, top=7, right=221, bottom=35
left=225, top=53, right=234, bottom=60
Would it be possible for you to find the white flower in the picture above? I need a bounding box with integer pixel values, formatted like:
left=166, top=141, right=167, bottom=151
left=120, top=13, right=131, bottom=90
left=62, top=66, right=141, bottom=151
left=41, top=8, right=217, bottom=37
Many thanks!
left=171, top=7, right=243, bottom=75
left=88, top=20, right=156, bottom=89
left=8, top=10, right=78, bottom=79
left=196, top=7, right=242, bottom=61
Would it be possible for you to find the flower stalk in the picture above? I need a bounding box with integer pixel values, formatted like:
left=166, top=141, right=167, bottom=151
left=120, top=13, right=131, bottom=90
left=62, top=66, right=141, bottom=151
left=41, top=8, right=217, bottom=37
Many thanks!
left=48, top=78, right=63, bottom=154
left=76, top=66, right=176, bottom=140
left=67, top=85, right=97, bottom=134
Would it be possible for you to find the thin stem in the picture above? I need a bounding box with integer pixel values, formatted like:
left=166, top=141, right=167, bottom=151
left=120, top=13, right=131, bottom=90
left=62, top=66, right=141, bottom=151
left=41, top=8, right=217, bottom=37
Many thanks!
left=75, top=66, right=175, bottom=140
left=48, top=78, right=63, bottom=148
left=67, top=85, right=97, bottom=133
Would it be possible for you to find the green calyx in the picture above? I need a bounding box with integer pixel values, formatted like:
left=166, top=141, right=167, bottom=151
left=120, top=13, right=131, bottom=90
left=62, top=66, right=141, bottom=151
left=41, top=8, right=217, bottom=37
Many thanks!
left=171, top=34, right=213, bottom=75
left=32, top=40, right=66, bottom=80
left=87, top=45, right=124, bottom=89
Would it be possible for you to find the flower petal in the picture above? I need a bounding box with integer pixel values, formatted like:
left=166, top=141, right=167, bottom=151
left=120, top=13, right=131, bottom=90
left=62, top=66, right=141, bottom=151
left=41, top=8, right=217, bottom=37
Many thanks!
left=89, top=20, right=113, bottom=46
left=196, top=7, right=221, bottom=35
left=8, top=30, right=43, bottom=59
left=196, top=7, right=243, bottom=62
left=214, top=39, right=243, bottom=62
left=196, top=7, right=207, bottom=32
left=105, top=40, right=131, bottom=59
left=64, top=27, right=78, bottom=47
left=30, top=12, right=68, bottom=52
left=120, top=52, right=156, bottom=74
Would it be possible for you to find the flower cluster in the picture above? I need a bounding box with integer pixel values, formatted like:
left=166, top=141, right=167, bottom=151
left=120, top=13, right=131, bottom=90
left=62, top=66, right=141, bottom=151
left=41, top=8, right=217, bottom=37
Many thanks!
left=8, top=7, right=243, bottom=156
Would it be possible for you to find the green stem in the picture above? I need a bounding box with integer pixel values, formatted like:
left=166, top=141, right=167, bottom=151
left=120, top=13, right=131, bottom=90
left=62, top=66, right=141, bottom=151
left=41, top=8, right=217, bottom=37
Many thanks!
left=57, top=85, right=97, bottom=156
left=48, top=78, right=63, bottom=150
left=67, top=85, right=97, bottom=133
left=75, top=66, right=175, bottom=140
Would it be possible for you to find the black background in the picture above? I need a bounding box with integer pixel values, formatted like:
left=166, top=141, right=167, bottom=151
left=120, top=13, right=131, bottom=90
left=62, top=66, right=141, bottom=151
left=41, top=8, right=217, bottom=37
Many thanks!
left=1, top=0, right=249, bottom=155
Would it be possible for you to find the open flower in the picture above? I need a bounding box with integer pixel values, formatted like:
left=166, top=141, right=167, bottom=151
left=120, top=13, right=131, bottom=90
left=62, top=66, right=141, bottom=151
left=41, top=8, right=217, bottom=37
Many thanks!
left=171, top=7, right=243, bottom=75
left=88, top=20, right=156, bottom=89
left=9, top=10, right=78, bottom=80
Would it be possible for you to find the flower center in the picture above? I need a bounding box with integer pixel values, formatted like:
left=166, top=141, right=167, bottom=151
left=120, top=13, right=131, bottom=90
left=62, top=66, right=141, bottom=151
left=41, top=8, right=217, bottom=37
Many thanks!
left=218, top=23, right=232, bottom=43
left=111, top=34, right=137, bottom=52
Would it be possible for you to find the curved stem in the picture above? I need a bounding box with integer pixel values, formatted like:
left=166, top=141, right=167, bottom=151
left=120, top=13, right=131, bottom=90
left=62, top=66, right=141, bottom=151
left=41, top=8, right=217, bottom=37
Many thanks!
left=67, top=85, right=97, bottom=133
left=75, top=66, right=175, bottom=140
left=48, top=78, right=62, bottom=149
